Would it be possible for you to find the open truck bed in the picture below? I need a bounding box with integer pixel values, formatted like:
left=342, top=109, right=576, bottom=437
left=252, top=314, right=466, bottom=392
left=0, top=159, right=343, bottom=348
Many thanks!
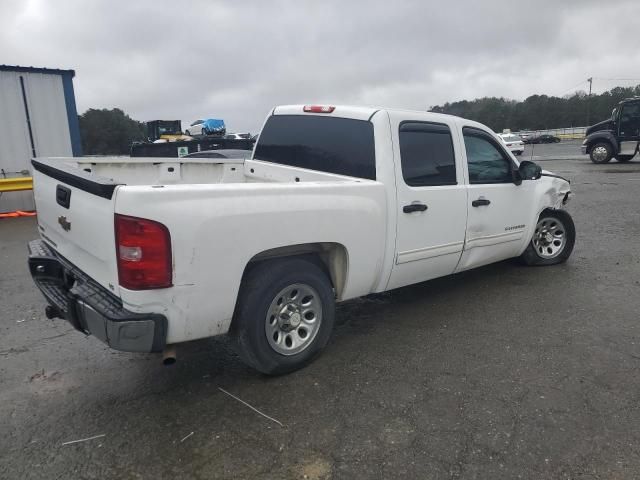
left=29, top=153, right=387, bottom=355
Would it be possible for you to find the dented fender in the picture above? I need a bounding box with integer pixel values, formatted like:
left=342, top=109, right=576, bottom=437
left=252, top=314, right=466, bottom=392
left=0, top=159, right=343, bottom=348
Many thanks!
left=515, top=171, right=572, bottom=257
left=540, top=169, right=571, bottom=210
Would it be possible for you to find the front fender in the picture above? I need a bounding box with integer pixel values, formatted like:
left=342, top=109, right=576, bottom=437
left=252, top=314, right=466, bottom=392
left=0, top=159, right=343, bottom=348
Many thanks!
left=583, top=130, right=619, bottom=154
left=517, top=174, right=572, bottom=256
left=539, top=173, right=571, bottom=211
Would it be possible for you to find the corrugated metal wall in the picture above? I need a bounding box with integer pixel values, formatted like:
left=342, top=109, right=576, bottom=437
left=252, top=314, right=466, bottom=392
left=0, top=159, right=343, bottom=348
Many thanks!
left=0, top=70, right=74, bottom=212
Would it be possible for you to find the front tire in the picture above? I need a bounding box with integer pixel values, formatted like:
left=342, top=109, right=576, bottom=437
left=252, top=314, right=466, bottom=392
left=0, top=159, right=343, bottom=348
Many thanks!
left=590, top=142, right=613, bottom=163
left=231, top=257, right=335, bottom=375
left=520, top=210, right=575, bottom=266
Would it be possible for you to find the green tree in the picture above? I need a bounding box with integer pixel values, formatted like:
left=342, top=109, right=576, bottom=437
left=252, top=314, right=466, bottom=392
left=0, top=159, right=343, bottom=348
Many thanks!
left=79, top=108, right=146, bottom=155
left=429, top=85, right=640, bottom=132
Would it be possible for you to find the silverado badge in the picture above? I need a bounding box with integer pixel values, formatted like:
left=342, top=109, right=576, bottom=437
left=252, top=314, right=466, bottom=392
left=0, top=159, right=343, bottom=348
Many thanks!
left=58, top=216, right=71, bottom=232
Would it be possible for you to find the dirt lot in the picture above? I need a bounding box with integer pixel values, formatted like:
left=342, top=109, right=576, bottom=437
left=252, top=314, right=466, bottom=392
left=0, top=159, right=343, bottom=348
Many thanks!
left=1, top=150, right=640, bottom=479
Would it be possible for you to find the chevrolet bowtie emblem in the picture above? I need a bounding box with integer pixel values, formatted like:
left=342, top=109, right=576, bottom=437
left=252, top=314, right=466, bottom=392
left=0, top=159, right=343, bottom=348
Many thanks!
left=58, top=215, right=71, bottom=232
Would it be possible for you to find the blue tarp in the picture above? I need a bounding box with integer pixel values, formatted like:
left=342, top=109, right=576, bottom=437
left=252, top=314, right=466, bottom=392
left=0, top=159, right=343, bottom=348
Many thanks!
left=204, top=119, right=225, bottom=132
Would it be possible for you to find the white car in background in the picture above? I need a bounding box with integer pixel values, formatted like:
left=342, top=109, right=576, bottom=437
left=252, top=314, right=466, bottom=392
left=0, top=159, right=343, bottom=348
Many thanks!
left=499, top=133, right=525, bottom=156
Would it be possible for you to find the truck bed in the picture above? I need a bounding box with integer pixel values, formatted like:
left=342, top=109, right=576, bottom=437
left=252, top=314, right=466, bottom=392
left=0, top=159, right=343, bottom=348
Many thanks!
left=31, top=156, right=388, bottom=344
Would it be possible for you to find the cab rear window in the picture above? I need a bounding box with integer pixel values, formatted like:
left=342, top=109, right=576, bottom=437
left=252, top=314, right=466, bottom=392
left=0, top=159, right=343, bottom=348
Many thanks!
left=254, top=115, right=376, bottom=179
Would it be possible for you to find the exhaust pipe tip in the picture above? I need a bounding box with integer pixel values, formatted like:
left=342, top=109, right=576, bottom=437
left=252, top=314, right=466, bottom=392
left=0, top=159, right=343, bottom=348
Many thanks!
left=162, top=345, right=177, bottom=366
left=45, top=305, right=61, bottom=320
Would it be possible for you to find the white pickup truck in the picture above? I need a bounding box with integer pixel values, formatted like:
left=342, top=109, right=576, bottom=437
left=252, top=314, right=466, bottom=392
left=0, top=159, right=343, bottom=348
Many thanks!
left=28, top=105, right=574, bottom=374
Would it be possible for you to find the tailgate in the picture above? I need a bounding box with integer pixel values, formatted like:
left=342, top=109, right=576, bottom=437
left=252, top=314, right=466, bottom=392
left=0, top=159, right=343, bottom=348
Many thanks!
left=32, top=158, right=122, bottom=295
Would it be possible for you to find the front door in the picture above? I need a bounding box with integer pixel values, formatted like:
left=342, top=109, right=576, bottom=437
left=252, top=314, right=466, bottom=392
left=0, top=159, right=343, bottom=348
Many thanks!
left=456, top=126, right=535, bottom=272
left=617, top=102, right=640, bottom=157
left=387, top=117, right=468, bottom=290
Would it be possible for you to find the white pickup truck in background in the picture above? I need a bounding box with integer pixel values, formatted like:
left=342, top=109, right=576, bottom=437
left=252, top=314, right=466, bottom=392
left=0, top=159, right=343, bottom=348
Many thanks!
left=28, top=104, right=574, bottom=374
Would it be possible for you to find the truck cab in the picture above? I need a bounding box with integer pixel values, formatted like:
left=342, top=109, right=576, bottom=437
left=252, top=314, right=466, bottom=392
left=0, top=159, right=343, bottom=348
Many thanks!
left=582, top=97, right=640, bottom=163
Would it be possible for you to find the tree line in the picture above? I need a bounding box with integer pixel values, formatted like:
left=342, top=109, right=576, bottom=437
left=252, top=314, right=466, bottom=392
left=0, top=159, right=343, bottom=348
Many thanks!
left=78, top=108, right=146, bottom=155
left=429, top=85, right=640, bottom=133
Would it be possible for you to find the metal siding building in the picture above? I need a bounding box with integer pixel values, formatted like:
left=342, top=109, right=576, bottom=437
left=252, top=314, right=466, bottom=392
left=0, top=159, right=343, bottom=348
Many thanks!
left=0, top=65, right=81, bottom=212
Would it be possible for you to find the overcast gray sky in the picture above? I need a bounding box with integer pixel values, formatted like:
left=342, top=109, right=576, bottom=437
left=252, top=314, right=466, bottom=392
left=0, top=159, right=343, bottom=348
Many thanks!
left=2, top=0, right=639, bottom=133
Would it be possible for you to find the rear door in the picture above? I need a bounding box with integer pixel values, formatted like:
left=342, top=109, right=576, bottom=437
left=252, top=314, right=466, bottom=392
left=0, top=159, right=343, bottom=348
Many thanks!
left=32, top=158, right=121, bottom=294
left=387, top=115, right=468, bottom=290
left=456, top=127, right=535, bottom=271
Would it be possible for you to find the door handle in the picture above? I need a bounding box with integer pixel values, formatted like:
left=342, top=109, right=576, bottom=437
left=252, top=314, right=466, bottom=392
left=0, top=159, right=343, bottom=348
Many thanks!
left=403, top=203, right=428, bottom=213
left=472, top=198, right=491, bottom=207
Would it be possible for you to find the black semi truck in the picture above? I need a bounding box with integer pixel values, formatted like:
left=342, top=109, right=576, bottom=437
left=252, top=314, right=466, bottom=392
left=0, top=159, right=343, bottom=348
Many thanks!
left=582, top=97, right=640, bottom=163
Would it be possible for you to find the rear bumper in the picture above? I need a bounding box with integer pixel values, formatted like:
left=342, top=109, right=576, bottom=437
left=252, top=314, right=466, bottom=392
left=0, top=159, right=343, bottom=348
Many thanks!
left=27, top=239, right=167, bottom=353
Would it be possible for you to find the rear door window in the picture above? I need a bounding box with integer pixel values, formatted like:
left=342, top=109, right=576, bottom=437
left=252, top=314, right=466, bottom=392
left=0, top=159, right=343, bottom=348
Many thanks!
left=399, top=122, right=457, bottom=186
left=254, top=115, right=376, bottom=179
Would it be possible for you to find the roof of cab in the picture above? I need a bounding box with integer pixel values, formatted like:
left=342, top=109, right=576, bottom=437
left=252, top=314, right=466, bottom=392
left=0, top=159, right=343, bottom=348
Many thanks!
left=273, top=105, right=380, bottom=121
left=271, top=104, right=496, bottom=135
left=273, top=104, right=463, bottom=123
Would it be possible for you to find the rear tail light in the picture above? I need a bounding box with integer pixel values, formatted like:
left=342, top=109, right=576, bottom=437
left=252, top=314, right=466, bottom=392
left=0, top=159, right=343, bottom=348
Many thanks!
left=303, top=105, right=335, bottom=113
left=115, top=214, right=172, bottom=290
left=506, top=143, right=513, bottom=147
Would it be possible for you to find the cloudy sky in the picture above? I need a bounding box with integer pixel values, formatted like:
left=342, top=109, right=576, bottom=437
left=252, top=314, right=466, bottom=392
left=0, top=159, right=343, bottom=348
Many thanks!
left=2, top=0, right=639, bottom=133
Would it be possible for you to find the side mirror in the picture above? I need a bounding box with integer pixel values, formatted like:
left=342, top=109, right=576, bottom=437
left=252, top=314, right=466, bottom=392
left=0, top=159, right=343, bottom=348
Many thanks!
left=518, top=160, right=542, bottom=181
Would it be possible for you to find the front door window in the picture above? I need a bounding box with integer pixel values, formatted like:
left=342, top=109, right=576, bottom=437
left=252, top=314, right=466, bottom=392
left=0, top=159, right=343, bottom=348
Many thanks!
left=463, top=129, right=513, bottom=184
left=619, top=103, right=640, bottom=138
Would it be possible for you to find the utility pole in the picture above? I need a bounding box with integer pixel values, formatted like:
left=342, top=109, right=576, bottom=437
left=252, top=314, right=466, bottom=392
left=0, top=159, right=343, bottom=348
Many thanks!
left=587, top=77, right=593, bottom=126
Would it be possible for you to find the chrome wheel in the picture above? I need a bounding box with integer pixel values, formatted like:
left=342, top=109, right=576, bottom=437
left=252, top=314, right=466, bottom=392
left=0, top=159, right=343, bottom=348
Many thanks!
left=266, top=283, right=322, bottom=356
left=591, top=145, right=609, bottom=162
left=533, top=216, right=566, bottom=259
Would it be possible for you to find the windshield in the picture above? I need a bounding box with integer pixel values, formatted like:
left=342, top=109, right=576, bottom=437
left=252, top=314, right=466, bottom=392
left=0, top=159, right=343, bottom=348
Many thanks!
left=254, top=114, right=376, bottom=179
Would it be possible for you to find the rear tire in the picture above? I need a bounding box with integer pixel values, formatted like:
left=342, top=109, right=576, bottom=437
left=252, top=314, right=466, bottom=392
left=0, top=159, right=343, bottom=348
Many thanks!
left=520, top=210, right=575, bottom=266
left=590, top=142, right=613, bottom=163
left=231, top=257, right=335, bottom=375
left=185, top=130, right=191, bottom=136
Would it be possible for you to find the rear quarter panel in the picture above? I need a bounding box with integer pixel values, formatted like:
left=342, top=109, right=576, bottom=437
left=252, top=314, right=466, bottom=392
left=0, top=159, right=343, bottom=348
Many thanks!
left=114, top=181, right=387, bottom=343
